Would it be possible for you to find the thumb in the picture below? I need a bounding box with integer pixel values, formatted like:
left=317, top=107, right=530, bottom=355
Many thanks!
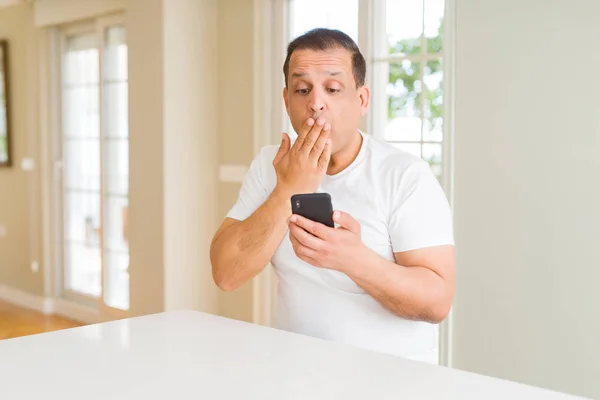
left=333, top=211, right=360, bottom=234
left=273, top=133, right=290, bottom=165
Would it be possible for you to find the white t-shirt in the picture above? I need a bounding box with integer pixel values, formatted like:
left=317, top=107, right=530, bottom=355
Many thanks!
left=226, top=131, right=454, bottom=362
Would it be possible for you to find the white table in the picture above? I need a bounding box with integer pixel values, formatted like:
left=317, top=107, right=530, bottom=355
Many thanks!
left=0, top=310, right=588, bottom=399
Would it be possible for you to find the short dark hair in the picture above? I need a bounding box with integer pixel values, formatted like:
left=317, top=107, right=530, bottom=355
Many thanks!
left=283, top=28, right=366, bottom=89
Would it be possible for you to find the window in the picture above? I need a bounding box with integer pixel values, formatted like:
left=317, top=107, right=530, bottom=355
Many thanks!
left=288, top=0, right=359, bottom=43
left=59, top=17, right=129, bottom=312
left=373, top=0, right=446, bottom=180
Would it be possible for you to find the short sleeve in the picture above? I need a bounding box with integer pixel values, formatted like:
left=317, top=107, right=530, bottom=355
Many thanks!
left=225, top=147, right=272, bottom=221
left=388, top=161, right=454, bottom=253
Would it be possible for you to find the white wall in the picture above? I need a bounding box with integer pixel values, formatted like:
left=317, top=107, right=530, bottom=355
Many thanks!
left=127, top=0, right=220, bottom=316
left=126, top=0, right=165, bottom=316
left=216, top=0, right=256, bottom=323
left=163, top=0, right=219, bottom=313
left=451, top=0, right=600, bottom=399
left=34, top=0, right=125, bottom=26
left=0, top=3, right=44, bottom=296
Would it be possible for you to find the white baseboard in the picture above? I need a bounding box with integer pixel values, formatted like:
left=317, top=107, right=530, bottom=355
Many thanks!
left=0, top=284, right=51, bottom=314
left=0, top=284, right=101, bottom=325
left=51, top=297, right=101, bottom=325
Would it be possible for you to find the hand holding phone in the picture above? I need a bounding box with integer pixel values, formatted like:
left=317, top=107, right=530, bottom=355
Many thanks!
left=290, top=193, right=335, bottom=228
left=288, top=194, right=366, bottom=272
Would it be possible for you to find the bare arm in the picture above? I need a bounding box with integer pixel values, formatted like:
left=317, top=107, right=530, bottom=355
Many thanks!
left=211, top=117, right=332, bottom=291
left=210, top=188, right=292, bottom=291
left=288, top=211, right=455, bottom=323
left=345, top=245, right=455, bottom=323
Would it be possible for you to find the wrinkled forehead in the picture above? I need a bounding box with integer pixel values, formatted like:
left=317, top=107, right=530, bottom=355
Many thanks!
left=288, top=48, right=353, bottom=77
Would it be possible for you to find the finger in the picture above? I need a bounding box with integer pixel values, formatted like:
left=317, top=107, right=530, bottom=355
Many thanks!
left=289, top=233, right=321, bottom=266
left=273, top=133, right=291, bottom=165
left=292, top=118, right=315, bottom=149
left=332, top=211, right=360, bottom=234
left=317, top=138, right=332, bottom=171
left=299, top=117, right=326, bottom=154
left=309, top=123, right=331, bottom=160
left=289, top=214, right=331, bottom=240
left=289, top=222, right=324, bottom=250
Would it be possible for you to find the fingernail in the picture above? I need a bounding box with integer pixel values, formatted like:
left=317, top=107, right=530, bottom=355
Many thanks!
left=317, top=118, right=325, bottom=126
left=290, top=215, right=297, bottom=223
left=326, top=139, right=332, bottom=145
left=324, top=124, right=331, bottom=131
left=333, top=211, right=340, bottom=220
left=307, top=118, right=315, bottom=126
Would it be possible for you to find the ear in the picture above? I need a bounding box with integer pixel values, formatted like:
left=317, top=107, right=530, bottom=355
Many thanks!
left=283, top=87, right=290, bottom=114
left=358, top=85, right=370, bottom=117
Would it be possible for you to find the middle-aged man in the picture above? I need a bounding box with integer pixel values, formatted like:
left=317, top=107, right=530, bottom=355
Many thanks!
left=210, top=28, right=455, bottom=362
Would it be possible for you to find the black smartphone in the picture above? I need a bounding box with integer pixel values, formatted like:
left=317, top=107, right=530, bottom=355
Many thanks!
left=290, top=193, right=335, bottom=228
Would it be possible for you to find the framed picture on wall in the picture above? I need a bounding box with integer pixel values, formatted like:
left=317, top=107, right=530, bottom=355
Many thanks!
left=0, top=39, right=11, bottom=167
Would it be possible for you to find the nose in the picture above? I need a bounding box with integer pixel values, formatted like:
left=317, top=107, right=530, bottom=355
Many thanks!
left=308, top=91, right=326, bottom=114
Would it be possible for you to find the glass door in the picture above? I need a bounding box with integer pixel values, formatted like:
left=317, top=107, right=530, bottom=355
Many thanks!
left=59, top=15, right=129, bottom=320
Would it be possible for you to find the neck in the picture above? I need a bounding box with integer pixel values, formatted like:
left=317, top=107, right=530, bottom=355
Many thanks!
left=326, top=130, right=363, bottom=175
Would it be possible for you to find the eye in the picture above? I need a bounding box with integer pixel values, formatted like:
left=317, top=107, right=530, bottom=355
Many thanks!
left=296, top=88, right=310, bottom=95
left=327, top=88, right=340, bottom=94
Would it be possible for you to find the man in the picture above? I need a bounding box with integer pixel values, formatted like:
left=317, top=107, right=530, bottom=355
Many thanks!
left=210, top=28, right=455, bottom=362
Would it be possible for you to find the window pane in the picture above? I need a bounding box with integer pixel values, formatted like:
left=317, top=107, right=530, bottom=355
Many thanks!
left=103, top=25, right=129, bottom=311
left=423, top=117, right=443, bottom=142
left=104, top=195, right=129, bottom=310
left=423, top=143, right=442, bottom=163
left=425, top=0, right=445, bottom=42
left=423, top=59, right=443, bottom=142
left=104, top=83, right=128, bottom=138
left=384, top=61, right=422, bottom=142
left=104, top=26, right=127, bottom=81
left=65, top=241, right=101, bottom=297
left=289, top=0, right=358, bottom=43
left=62, top=32, right=101, bottom=299
left=104, top=25, right=128, bottom=139
left=64, top=34, right=98, bottom=86
left=104, top=138, right=129, bottom=195
left=386, top=0, right=423, bottom=56
left=104, top=251, right=130, bottom=310
left=423, top=143, right=442, bottom=178
left=64, top=139, right=100, bottom=191
left=63, top=86, right=99, bottom=138
left=65, top=192, right=101, bottom=245
left=105, top=196, right=128, bottom=252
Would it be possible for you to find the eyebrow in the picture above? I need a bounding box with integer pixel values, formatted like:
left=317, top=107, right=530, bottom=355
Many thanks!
left=291, top=71, right=343, bottom=79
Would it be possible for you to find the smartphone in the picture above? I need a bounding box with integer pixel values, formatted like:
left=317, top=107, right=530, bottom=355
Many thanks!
left=290, top=193, right=335, bottom=228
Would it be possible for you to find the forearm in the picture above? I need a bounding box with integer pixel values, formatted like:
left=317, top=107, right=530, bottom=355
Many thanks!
left=346, top=251, right=452, bottom=323
left=210, top=188, right=292, bottom=291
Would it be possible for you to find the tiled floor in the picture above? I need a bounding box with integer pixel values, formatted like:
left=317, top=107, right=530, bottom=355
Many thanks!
left=0, top=300, right=80, bottom=340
